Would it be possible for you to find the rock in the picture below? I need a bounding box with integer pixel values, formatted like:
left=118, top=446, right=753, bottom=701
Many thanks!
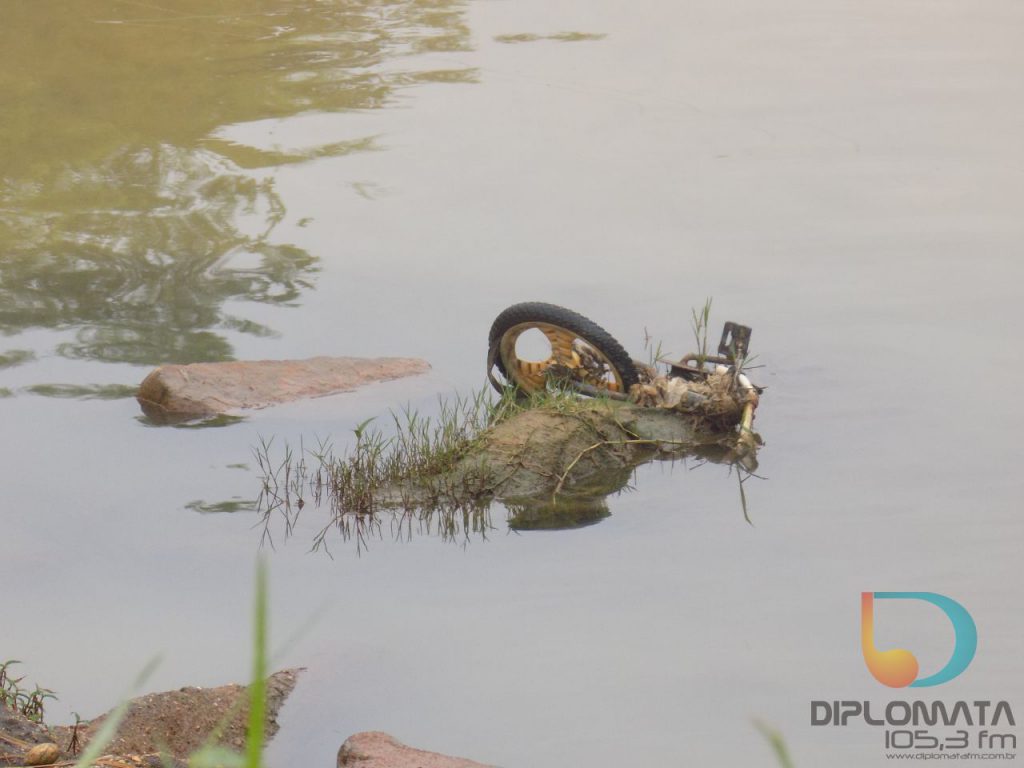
left=52, top=669, right=301, bottom=761
left=338, top=732, right=495, bottom=768
left=23, top=743, right=60, bottom=766
left=435, top=399, right=741, bottom=504
left=137, top=356, right=430, bottom=421
left=0, top=702, right=54, bottom=749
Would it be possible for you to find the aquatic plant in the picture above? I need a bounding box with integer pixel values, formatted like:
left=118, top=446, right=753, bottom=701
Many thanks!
left=254, top=387, right=523, bottom=545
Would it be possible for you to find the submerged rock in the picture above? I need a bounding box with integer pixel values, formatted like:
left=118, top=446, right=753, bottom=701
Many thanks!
left=137, top=356, right=430, bottom=422
left=338, top=732, right=494, bottom=768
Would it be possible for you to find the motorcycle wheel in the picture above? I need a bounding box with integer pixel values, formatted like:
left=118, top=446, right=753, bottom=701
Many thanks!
left=487, top=302, right=639, bottom=396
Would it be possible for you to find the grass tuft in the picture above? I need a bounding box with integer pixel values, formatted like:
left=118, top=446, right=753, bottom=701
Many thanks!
left=255, top=386, right=621, bottom=550
left=0, top=660, right=57, bottom=723
left=255, top=388, right=528, bottom=549
left=691, top=297, right=713, bottom=368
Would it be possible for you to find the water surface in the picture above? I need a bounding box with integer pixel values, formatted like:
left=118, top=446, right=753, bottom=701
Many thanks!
left=2, top=1, right=1022, bottom=766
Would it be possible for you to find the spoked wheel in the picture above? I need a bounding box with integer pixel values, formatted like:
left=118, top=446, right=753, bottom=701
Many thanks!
left=487, top=302, right=639, bottom=396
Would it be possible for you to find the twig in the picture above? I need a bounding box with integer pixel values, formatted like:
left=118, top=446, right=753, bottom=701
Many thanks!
left=0, top=734, right=31, bottom=749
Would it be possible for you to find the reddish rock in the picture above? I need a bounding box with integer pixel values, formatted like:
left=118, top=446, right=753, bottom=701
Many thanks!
left=338, top=732, right=495, bottom=768
left=137, top=356, right=430, bottom=421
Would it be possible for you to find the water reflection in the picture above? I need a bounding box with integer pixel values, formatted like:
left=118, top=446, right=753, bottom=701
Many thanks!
left=186, top=498, right=258, bottom=515
left=24, top=383, right=139, bottom=400
left=0, top=350, right=36, bottom=369
left=136, top=413, right=247, bottom=430
left=494, top=32, right=607, bottom=44
left=505, top=497, right=612, bottom=530
left=0, top=0, right=472, bottom=366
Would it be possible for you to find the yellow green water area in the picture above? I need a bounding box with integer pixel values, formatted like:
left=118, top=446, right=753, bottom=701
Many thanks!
left=0, top=1, right=469, bottom=363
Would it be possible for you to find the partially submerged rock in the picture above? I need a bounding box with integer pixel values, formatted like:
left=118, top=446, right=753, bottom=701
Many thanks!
left=137, top=356, right=430, bottom=422
left=389, top=398, right=751, bottom=510
left=338, top=732, right=494, bottom=768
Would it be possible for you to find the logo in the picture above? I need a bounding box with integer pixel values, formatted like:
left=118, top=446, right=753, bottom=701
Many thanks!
left=861, top=592, right=977, bottom=688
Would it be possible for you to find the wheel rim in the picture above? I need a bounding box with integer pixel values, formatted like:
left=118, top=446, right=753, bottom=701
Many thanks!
left=497, top=321, right=625, bottom=394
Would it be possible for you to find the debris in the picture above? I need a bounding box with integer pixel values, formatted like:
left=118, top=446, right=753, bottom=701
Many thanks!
left=486, top=301, right=762, bottom=437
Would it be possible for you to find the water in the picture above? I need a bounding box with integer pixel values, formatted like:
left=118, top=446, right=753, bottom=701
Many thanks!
left=2, top=1, right=1023, bottom=766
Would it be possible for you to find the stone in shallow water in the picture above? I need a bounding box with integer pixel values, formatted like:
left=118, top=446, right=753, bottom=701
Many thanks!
left=338, top=732, right=494, bottom=768
left=136, top=356, right=431, bottom=422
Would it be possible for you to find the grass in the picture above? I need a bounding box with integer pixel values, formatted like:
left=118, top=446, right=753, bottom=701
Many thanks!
left=691, top=296, right=713, bottom=368
left=255, top=388, right=525, bottom=548
left=0, top=660, right=56, bottom=723
left=245, top=562, right=268, bottom=768
left=257, top=388, right=503, bottom=504
left=253, top=386, right=619, bottom=550
left=645, top=297, right=748, bottom=375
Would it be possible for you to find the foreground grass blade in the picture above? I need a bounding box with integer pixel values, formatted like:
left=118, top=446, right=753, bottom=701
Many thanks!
left=754, top=720, right=796, bottom=768
left=73, top=657, right=159, bottom=768
left=246, top=558, right=268, bottom=768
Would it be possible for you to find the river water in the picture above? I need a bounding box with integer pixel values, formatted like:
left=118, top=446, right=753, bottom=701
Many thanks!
left=2, top=2, right=1022, bottom=766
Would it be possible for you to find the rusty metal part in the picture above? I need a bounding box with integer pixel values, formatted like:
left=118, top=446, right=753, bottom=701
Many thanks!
left=494, top=321, right=624, bottom=394
left=718, top=322, right=752, bottom=360
left=551, top=371, right=629, bottom=401
left=668, top=322, right=753, bottom=379
left=668, top=354, right=732, bottom=380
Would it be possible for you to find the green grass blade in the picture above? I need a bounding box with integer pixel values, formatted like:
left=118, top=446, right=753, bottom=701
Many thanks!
left=73, top=657, right=159, bottom=768
left=754, top=720, right=795, bottom=768
left=245, top=558, right=269, bottom=768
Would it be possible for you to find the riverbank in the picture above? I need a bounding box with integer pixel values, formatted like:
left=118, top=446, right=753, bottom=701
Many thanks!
left=1, top=671, right=492, bottom=768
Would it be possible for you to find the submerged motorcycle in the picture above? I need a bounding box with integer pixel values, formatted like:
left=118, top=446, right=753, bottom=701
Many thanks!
left=485, top=301, right=761, bottom=447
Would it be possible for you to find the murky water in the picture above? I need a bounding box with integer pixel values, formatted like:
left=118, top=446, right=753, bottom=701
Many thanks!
left=2, top=2, right=1023, bottom=766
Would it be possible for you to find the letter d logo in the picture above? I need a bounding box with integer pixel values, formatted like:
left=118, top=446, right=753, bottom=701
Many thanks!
left=861, top=592, right=977, bottom=687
